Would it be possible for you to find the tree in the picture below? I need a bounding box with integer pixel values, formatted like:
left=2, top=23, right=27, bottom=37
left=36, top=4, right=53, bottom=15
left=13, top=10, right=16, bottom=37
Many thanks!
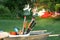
left=36, top=0, right=56, bottom=11
left=0, top=5, right=11, bottom=19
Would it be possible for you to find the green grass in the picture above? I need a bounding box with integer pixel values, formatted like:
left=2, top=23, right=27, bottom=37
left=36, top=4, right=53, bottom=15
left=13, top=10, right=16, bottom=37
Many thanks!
left=47, top=36, right=60, bottom=40
left=34, top=18, right=60, bottom=34
left=0, top=20, right=23, bottom=32
left=0, top=18, right=60, bottom=40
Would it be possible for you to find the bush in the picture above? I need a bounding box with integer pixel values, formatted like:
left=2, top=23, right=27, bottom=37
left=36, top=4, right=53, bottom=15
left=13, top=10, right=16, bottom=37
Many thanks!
left=0, top=5, right=18, bottom=19
left=55, top=4, right=60, bottom=12
left=0, top=5, right=11, bottom=18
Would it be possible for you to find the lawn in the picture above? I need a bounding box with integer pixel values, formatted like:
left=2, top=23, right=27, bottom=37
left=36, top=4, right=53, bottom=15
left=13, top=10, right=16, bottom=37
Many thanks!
left=0, top=18, right=60, bottom=40
left=0, top=19, right=23, bottom=32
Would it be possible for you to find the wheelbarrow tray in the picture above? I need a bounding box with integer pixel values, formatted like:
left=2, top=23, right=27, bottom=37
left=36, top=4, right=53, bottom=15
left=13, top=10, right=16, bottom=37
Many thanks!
left=4, top=30, right=49, bottom=40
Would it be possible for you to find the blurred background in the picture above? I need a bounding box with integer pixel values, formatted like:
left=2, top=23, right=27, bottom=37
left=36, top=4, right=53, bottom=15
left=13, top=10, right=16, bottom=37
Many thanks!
left=0, top=0, right=60, bottom=40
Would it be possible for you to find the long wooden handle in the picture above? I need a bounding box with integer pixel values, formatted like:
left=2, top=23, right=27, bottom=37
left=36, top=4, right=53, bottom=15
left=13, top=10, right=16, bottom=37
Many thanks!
left=26, top=22, right=36, bottom=34
left=26, top=17, right=36, bottom=34
left=22, top=16, right=27, bottom=34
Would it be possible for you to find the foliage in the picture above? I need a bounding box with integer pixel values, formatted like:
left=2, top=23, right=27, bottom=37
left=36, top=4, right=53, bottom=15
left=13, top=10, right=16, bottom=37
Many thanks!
left=0, top=5, right=11, bottom=17
left=55, top=4, right=60, bottom=12
left=0, top=0, right=30, bottom=19
left=0, top=0, right=60, bottom=19
left=38, top=0, right=56, bottom=11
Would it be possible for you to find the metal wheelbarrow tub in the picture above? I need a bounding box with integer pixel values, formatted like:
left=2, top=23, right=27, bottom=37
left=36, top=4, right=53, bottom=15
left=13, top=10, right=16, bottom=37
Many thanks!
left=4, top=30, right=49, bottom=40
left=4, top=34, right=49, bottom=40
